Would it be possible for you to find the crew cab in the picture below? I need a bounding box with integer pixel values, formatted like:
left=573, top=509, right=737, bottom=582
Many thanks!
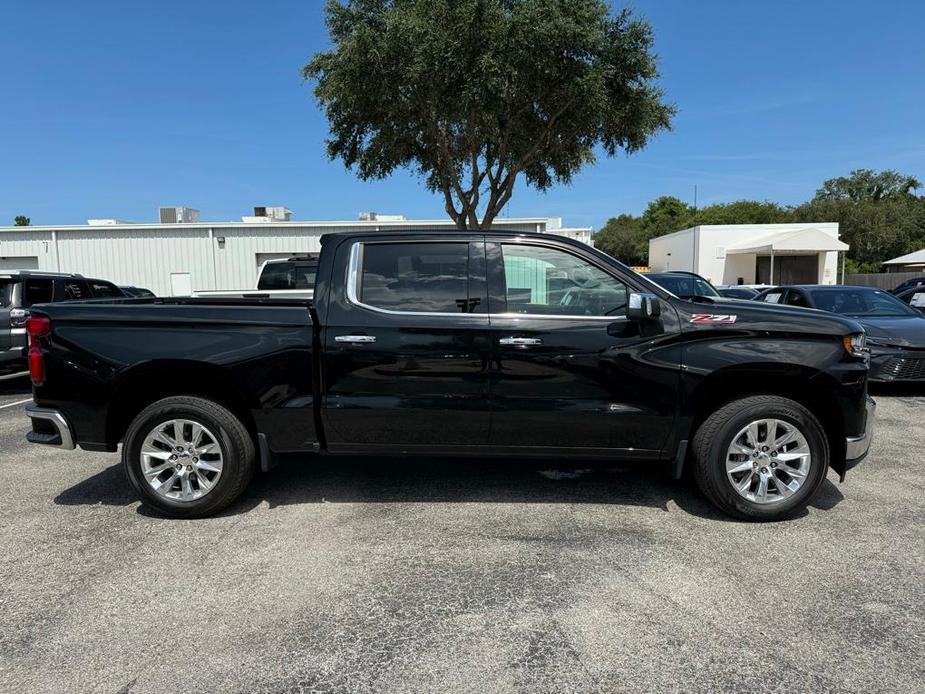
left=24, top=231, right=875, bottom=521
left=1, top=271, right=124, bottom=376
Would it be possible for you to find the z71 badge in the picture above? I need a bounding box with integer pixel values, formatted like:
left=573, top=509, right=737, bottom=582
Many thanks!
left=690, top=314, right=738, bottom=324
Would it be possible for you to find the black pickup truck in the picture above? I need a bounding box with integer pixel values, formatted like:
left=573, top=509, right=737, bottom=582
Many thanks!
left=24, top=230, right=875, bottom=520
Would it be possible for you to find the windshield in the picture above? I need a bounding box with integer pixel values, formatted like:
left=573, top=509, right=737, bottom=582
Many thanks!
left=809, top=288, right=920, bottom=317
left=258, top=262, right=318, bottom=290
left=0, top=280, right=12, bottom=308
left=650, top=275, right=720, bottom=298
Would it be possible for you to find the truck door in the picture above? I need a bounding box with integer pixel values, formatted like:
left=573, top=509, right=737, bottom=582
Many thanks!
left=485, top=239, right=681, bottom=454
left=321, top=238, right=491, bottom=449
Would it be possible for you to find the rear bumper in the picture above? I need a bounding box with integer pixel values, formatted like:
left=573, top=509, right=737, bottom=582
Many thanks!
left=844, top=396, right=876, bottom=470
left=25, top=405, right=76, bottom=450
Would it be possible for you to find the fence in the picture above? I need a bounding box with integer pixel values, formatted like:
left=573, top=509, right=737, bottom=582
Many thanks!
left=843, top=271, right=922, bottom=290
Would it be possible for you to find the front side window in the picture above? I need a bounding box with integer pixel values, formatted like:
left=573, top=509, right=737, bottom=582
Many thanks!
left=501, top=244, right=627, bottom=317
left=23, top=279, right=54, bottom=306
left=785, top=291, right=810, bottom=308
left=358, top=242, right=470, bottom=313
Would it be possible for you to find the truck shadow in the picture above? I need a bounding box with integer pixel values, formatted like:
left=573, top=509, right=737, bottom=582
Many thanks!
left=54, top=456, right=845, bottom=523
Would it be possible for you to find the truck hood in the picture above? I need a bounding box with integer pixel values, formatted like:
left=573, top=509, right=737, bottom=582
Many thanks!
left=855, top=316, right=925, bottom=348
left=673, top=297, right=864, bottom=336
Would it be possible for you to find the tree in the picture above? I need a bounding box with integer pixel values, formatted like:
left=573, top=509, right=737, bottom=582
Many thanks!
left=640, top=195, right=693, bottom=236
left=305, top=0, right=674, bottom=229
left=14, top=215, right=30, bottom=226
left=692, top=200, right=790, bottom=226
left=594, top=214, right=645, bottom=265
left=813, top=169, right=921, bottom=202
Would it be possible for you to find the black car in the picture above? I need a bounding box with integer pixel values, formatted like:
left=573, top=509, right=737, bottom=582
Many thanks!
left=646, top=271, right=722, bottom=299
left=716, top=286, right=760, bottom=300
left=1, top=271, right=125, bottom=374
left=120, top=286, right=156, bottom=298
left=24, top=231, right=874, bottom=521
left=755, top=284, right=925, bottom=382
left=890, top=277, right=925, bottom=294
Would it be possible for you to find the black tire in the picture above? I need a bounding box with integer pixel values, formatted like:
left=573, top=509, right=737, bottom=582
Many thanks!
left=691, top=395, right=829, bottom=521
left=122, top=396, right=255, bottom=518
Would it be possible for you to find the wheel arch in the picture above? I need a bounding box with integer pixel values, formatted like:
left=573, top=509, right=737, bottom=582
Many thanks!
left=105, top=360, right=258, bottom=447
left=683, top=364, right=846, bottom=471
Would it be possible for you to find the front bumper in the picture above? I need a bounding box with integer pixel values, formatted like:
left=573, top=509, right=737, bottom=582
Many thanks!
left=25, top=405, right=76, bottom=450
left=844, top=396, right=876, bottom=470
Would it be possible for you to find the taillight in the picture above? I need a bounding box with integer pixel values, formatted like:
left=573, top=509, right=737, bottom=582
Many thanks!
left=26, top=316, right=51, bottom=386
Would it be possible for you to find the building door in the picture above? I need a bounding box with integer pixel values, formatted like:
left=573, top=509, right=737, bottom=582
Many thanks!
left=756, top=255, right=818, bottom=284
left=0, top=256, right=39, bottom=270
left=169, top=273, right=193, bottom=296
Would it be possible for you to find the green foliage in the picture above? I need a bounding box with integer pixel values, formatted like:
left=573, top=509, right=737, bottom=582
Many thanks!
left=305, top=0, right=674, bottom=229
left=598, top=169, right=925, bottom=271
left=693, top=200, right=790, bottom=226
left=13, top=215, right=30, bottom=226
left=813, top=169, right=921, bottom=202
left=594, top=214, right=645, bottom=265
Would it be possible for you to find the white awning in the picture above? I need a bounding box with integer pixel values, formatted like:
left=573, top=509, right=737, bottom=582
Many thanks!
left=725, top=227, right=849, bottom=255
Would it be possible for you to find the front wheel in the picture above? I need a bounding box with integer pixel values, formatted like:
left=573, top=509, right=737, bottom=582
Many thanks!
left=123, top=396, right=256, bottom=518
left=691, top=395, right=829, bottom=521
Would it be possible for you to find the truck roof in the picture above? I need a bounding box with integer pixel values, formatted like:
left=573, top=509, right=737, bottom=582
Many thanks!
left=0, top=271, right=85, bottom=279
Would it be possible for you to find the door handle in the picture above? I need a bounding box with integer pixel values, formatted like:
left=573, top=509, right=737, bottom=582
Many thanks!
left=335, top=335, right=377, bottom=344
left=498, top=337, right=542, bottom=346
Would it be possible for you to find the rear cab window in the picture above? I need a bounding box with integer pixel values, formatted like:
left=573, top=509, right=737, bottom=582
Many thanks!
left=355, top=242, right=472, bottom=313
left=258, top=261, right=318, bottom=290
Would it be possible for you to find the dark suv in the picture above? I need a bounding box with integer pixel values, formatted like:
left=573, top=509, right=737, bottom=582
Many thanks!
left=1, top=271, right=124, bottom=374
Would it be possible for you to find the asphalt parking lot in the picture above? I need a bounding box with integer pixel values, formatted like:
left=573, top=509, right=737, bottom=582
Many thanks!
left=1, top=377, right=923, bottom=694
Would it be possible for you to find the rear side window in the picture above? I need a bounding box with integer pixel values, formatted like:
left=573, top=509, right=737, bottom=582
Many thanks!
left=762, top=291, right=783, bottom=304
left=89, top=281, right=122, bottom=298
left=23, top=279, right=54, bottom=306
left=358, top=243, right=470, bottom=313
left=0, top=280, right=12, bottom=308
left=62, top=280, right=92, bottom=301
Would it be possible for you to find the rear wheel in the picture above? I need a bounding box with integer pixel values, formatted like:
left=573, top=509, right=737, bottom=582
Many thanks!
left=691, top=395, right=829, bottom=521
left=123, top=396, right=255, bottom=518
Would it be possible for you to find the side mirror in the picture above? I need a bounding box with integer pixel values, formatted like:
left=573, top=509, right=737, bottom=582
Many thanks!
left=627, top=292, right=661, bottom=321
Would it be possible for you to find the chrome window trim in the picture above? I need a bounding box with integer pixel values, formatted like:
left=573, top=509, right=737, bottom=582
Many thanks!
left=346, top=239, right=635, bottom=321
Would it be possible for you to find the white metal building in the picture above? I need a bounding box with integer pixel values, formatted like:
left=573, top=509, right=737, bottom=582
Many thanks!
left=648, top=223, right=848, bottom=286
left=0, top=215, right=592, bottom=296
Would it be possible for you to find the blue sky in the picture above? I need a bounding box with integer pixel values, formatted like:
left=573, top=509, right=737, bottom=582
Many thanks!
left=2, top=0, right=923, bottom=229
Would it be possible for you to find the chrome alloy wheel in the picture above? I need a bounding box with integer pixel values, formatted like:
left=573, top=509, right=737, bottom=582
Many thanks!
left=725, top=419, right=812, bottom=505
left=140, top=419, right=224, bottom=502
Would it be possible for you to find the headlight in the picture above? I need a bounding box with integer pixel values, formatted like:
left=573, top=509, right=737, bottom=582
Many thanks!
left=843, top=333, right=868, bottom=356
